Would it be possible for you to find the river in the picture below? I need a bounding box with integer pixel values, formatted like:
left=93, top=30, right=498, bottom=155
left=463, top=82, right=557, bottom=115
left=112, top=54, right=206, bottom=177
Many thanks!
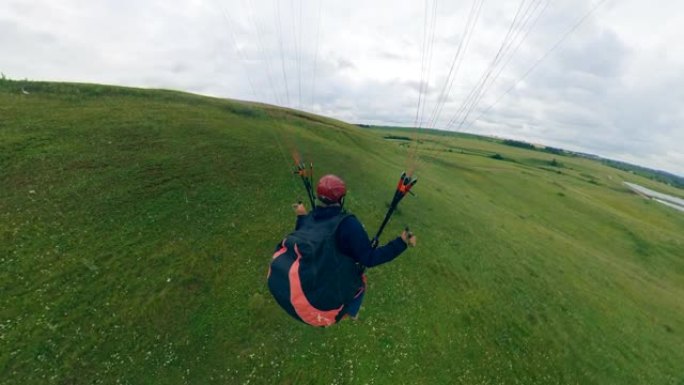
left=623, top=182, right=684, bottom=213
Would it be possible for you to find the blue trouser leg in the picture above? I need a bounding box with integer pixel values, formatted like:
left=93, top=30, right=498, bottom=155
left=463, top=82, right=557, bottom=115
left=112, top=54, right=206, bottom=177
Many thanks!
left=345, top=290, right=365, bottom=318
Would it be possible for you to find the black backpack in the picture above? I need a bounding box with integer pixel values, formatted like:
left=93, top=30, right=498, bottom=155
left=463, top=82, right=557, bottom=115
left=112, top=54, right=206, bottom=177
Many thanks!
left=267, top=212, right=364, bottom=326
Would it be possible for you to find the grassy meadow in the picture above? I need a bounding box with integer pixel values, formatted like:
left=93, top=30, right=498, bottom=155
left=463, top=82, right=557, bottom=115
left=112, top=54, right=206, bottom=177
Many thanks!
left=1, top=80, right=683, bottom=384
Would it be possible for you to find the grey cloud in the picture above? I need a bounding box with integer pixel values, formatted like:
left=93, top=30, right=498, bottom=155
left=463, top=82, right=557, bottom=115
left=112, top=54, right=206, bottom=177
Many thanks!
left=554, top=30, right=628, bottom=79
left=378, top=51, right=407, bottom=61
left=335, top=57, right=356, bottom=70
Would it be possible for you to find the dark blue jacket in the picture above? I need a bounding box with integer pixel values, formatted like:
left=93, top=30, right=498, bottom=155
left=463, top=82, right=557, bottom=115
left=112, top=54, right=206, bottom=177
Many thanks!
left=295, top=206, right=407, bottom=267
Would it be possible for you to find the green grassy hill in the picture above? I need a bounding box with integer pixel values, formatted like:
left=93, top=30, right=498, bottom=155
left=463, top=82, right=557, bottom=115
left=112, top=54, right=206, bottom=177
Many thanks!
left=2, top=80, right=683, bottom=385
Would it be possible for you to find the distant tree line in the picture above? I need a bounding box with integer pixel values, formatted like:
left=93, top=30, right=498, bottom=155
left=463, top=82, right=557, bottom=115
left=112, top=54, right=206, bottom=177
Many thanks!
left=601, top=159, right=684, bottom=189
left=543, top=146, right=565, bottom=155
left=501, top=139, right=535, bottom=150
left=383, top=135, right=412, bottom=141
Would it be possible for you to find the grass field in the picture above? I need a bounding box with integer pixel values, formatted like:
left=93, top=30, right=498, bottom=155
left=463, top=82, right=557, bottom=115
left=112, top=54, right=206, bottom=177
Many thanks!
left=1, top=79, right=683, bottom=385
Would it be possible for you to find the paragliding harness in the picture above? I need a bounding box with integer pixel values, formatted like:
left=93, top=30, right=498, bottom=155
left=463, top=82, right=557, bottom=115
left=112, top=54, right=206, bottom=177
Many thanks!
left=267, top=211, right=364, bottom=327
left=267, top=164, right=416, bottom=327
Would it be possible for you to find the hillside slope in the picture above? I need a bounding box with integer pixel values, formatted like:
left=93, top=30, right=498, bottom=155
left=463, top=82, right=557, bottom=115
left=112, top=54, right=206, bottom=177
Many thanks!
left=2, top=80, right=683, bottom=385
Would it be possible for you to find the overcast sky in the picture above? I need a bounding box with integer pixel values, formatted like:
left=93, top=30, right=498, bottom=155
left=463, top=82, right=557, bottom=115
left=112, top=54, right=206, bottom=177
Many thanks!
left=2, top=0, right=682, bottom=175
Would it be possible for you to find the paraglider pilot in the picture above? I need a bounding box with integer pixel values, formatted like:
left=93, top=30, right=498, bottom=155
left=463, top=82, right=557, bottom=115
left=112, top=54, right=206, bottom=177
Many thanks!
left=268, top=174, right=416, bottom=326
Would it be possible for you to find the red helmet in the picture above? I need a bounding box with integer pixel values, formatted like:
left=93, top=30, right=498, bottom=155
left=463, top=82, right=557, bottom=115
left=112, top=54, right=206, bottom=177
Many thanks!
left=317, top=174, right=347, bottom=204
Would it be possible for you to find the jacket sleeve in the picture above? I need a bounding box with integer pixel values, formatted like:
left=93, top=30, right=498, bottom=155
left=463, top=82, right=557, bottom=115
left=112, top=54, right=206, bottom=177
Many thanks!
left=337, top=215, right=407, bottom=267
